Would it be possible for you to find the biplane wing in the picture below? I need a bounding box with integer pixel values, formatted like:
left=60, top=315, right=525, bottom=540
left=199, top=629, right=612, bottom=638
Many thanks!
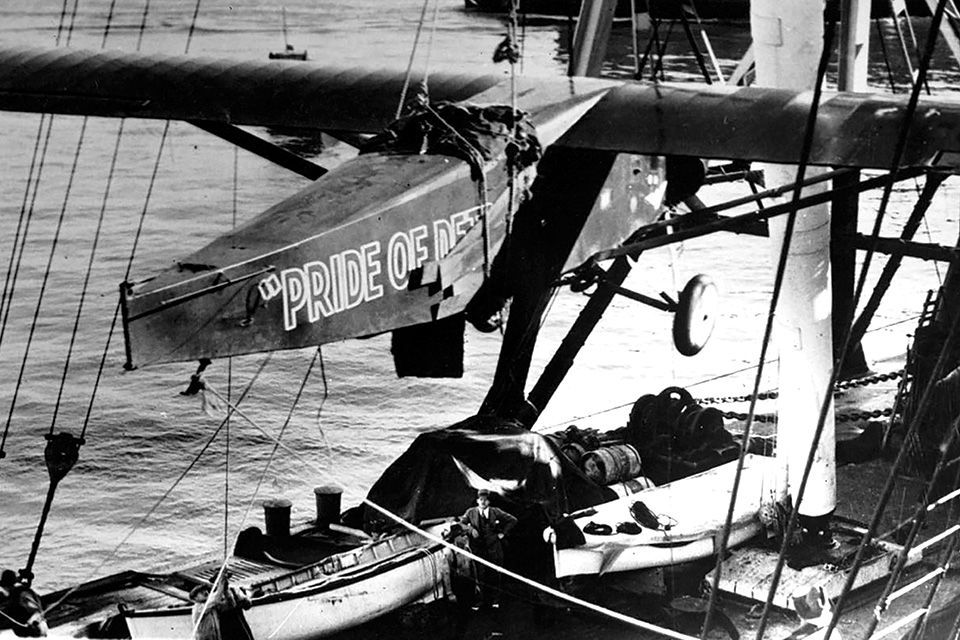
left=1, top=46, right=960, bottom=369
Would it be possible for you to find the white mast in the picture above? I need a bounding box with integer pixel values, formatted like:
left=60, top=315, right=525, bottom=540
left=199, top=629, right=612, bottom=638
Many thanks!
left=750, top=0, right=837, bottom=533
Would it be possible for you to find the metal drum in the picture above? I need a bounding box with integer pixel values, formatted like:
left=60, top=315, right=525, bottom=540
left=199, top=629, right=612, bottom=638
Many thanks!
left=581, top=444, right=643, bottom=485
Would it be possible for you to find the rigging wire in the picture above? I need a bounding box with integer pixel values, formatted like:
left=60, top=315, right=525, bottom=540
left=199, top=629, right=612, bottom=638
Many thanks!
left=421, top=0, right=442, bottom=95
left=198, top=382, right=700, bottom=640
left=192, top=350, right=320, bottom=640
left=20, top=0, right=207, bottom=587
left=236, top=350, right=320, bottom=539
left=741, top=3, right=955, bottom=639
left=47, top=126, right=117, bottom=437
left=874, top=18, right=899, bottom=93
left=819, top=2, right=954, bottom=635
left=77, top=0, right=161, bottom=441
left=41, top=353, right=273, bottom=619
left=923, top=208, right=946, bottom=285
left=47, top=0, right=127, bottom=436
left=0, top=0, right=81, bottom=458
left=223, top=144, right=240, bottom=559
left=2, top=0, right=86, bottom=442
left=3, top=118, right=90, bottom=447
left=396, top=0, right=433, bottom=120
left=78, top=0, right=156, bottom=442
left=0, top=117, right=54, bottom=460
left=314, top=348, right=333, bottom=460
left=0, top=117, right=48, bottom=353
left=858, top=311, right=960, bottom=640
left=702, top=7, right=839, bottom=637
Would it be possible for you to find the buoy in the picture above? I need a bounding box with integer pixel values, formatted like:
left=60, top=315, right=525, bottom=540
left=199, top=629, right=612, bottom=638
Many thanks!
left=673, top=274, right=718, bottom=356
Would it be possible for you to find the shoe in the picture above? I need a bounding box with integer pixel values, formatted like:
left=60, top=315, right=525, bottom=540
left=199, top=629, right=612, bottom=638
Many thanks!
left=471, top=604, right=481, bottom=612
left=491, top=602, right=500, bottom=609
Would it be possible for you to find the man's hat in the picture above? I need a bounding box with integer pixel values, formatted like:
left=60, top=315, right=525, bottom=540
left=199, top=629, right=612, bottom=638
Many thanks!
left=477, top=488, right=490, bottom=498
left=444, top=523, right=465, bottom=540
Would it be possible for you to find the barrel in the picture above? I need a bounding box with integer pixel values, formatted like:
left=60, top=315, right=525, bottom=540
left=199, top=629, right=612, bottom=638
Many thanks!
left=581, top=444, right=642, bottom=485
left=314, top=485, right=342, bottom=528
left=262, top=498, right=292, bottom=537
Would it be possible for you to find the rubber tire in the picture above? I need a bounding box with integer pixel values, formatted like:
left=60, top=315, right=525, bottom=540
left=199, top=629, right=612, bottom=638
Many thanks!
left=673, top=274, right=718, bottom=357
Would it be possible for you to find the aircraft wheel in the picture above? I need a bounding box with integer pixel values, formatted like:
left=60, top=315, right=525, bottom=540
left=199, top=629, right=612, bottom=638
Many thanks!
left=673, top=274, right=718, bottom=357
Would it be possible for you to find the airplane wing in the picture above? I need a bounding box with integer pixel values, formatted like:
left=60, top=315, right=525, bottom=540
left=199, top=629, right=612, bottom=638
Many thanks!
left=2, top=46, right=960, bottom=169
left=3, top=45, right=960, bottom=368
left=0, top=46, right=614, bottom=143
left=0, top=46, right=499, bottom=134
left=557, top=82, right=960, bottom=171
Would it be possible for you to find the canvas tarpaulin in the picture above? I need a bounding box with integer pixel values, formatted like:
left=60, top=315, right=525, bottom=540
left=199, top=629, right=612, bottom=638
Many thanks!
left=358, top=415, right=615, bottom=533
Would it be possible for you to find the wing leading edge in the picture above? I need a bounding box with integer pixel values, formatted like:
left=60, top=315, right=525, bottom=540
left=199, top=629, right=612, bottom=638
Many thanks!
left=2, top=45, right=960, bottom=170
left=558, top=82, right=960, bottom=172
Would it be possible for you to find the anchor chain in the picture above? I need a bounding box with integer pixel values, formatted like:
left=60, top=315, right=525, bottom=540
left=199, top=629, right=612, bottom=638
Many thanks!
left=696, top=369, right=903, bottom=405
left=721, top=407, right=893, bottom=423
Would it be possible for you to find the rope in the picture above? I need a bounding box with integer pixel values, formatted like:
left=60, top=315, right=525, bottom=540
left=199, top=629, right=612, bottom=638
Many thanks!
left=5, top=0, right=121, bottom=441
left=865, top=421, right=960, bottom=637
left=223, top=146, right=239, bottom=559
left=875, top=18, right=899, bottom=93
left=396, top=0, right=432, bottom=120
left=419, top=102, right=494, bottom=277
left=0, top=116, right=47, bottom=352
left=196, top=384, right=700, bottom=640
left=365, top=502, right=701, bottom=640
left=765, top=4, right=956, bottom=639
left=4, top=118, right=90, bottom=452
left=27, top=0, right=205, bottom=593
left=191, top=351, right=319, bottom=640
left=224, top=358, right=232, bottom=561
left=48, top=119, right=119, bottom=437
left=314, top=348, right=333, bottom=460
left=56, top=0, right=80, bottom=47
left=501, top=0, right=522, bottom=260
left=42, top=354, right=273, bottom=619
left=223, top=350, right=319, bottom=545
left=705, top=7, right=839, bottom=637
left=0, top=115, right=52, bottom=460
left=136, top=0, right=153, bottom=51
left=77, top=0, right=158, bottom=442
left=421, top=0, right=442, bottom=98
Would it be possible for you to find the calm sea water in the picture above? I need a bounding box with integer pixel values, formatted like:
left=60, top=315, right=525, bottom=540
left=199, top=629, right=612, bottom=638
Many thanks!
left=0, top=0, right=958, bottom=594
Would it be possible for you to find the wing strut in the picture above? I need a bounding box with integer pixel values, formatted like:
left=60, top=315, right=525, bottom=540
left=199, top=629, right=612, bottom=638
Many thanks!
left=188, top=120, right=327, bottom=180
left=527, top=253, right=635, bottom=414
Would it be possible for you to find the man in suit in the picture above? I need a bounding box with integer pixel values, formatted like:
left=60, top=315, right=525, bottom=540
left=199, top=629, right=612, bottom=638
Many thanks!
left=459, top=488, right=517, bottom=609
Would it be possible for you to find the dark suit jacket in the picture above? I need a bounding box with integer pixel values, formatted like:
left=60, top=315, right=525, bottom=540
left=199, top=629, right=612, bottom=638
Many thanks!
left=460, top=506, right=517, bottom=560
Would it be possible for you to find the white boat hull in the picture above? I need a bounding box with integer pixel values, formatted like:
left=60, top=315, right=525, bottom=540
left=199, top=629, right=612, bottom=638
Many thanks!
left=552, top=454, right=783, bottom=577
left=125, top=544, right=447, bottom=640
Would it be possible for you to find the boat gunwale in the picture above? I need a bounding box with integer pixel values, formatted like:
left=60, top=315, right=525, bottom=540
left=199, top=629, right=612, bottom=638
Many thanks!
left=121, top=540, right=447, bottom=617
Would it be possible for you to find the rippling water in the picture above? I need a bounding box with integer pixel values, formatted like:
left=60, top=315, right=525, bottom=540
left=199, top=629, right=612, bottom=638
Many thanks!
left=0, top=0, right=958, bottom=593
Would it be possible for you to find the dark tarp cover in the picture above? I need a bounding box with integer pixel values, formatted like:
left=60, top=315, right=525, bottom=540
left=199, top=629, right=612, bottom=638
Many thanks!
left=358, top=414, right=616, bottom=533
